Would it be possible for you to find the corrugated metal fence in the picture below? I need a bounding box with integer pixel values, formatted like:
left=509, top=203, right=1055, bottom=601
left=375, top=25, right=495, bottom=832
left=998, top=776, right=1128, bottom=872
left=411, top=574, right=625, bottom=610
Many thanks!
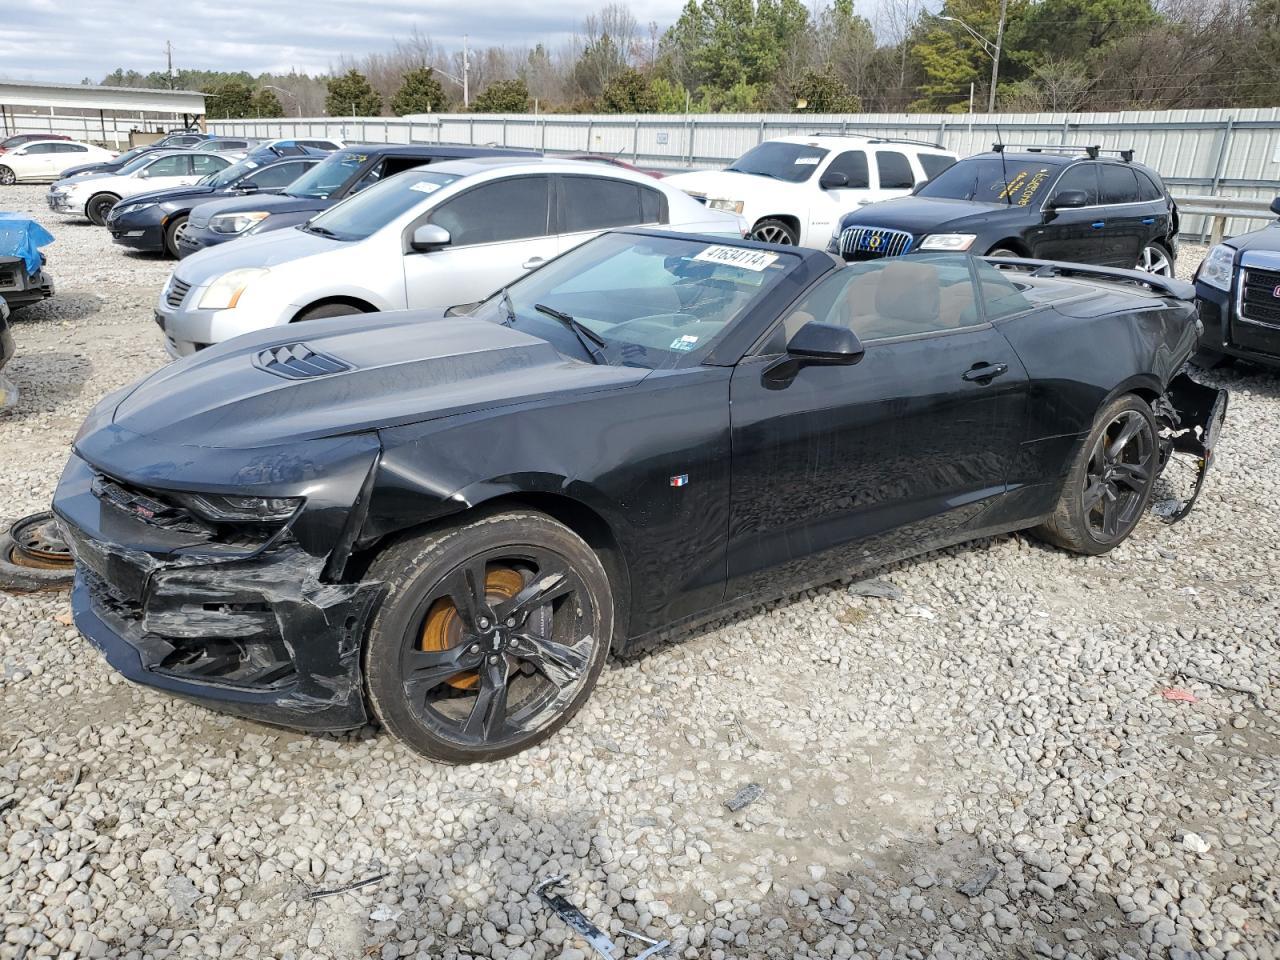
left=208, top=107, right=1280, bottom=238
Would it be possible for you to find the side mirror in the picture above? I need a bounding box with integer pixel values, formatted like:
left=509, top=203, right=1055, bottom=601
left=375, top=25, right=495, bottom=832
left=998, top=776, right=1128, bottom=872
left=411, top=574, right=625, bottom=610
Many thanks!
left=788, top=321, right=864, bottom=365
left=1048, top=189, right=1088, bottom=210
left=410, top=224, right=451, bottom=252
left=819, top=171, right=849, bottom=190
left=1270, top=196, right=1280, bottom=216
left=236, top=182, right=259, bottom=193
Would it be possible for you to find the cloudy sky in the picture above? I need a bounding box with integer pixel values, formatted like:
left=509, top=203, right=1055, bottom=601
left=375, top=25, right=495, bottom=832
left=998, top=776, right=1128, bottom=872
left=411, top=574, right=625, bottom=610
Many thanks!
left=0, top=0, right=692, bottom=83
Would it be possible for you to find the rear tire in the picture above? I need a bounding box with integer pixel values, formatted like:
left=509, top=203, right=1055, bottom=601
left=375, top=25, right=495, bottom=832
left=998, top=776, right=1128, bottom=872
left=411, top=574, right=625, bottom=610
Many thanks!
left=1030, top=394, right=1159, bottom=555
left=293, top=302, right=369, bottom=323
left=363, top=511, right=613, bottom=763
left=86, top=193, right=119, bottom=226
left=1137, top=241, right=1174, bottom=276
left=750, top=218, right=799, bottom=245
left=0, top=166, right=15, bottom=186
left=163, top=216, right=188, bottom=259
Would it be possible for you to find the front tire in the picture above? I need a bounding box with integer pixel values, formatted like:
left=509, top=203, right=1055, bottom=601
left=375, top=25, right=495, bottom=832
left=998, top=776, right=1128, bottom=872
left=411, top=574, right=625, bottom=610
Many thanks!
left=986, top=246, right=1021, bottom=259
left=163, top=215, right=188, bottom=259
left=363, top=511, right=613, bottom=763
left=85, top=193, right=119, bottom=226
left=1030, top=394, right=1160, bottom=555
left=750, top=218, right=799, bottom=245
left=0, top=166, right=15, bottom=186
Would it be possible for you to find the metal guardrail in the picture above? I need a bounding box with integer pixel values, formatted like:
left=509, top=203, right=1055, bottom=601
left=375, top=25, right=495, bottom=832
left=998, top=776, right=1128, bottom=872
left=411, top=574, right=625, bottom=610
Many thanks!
left=1173, top=193, right=1277, bottom=244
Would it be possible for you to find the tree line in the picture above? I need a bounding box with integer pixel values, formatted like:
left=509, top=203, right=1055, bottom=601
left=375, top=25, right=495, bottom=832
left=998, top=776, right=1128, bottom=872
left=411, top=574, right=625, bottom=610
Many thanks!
left=92, top=0, right=1280, bottom=117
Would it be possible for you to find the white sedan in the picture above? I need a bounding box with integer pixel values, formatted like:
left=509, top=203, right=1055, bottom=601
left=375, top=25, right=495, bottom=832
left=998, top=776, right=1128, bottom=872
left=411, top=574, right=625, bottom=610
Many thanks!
left=0, top=141, right=116, bottom=185
left=156, top=157, right=747, bottom=358
left=47, top=150, right=233, bottom=225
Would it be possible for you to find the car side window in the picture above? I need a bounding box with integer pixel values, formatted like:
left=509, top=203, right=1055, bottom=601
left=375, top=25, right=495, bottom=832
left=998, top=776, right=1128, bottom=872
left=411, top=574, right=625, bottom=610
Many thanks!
left=191, top=154, right=226, bottom=175
left=875, top=151, right=915, bottom=189
left=143, top=155, right=185, bottom=177
left=1135, top=170, right=1163, bottom=202
left=559, top=176, right=661, bottom=233
left=1051, top=164, right=1100, bottom=204
left=429, top=176, right=552, bottom=246
left=918, top=153, right=955, bottom=180
left=826, top=151, right=869, bottom=188
left=248, top=162, right=304, bottom=189
left=53, top=143, right=88, bottom=153
left=775, top=255, right=982, bottom=346
left=971, top=259, right=1034, bottom=319
left=1098, top=164, right=1139, bottom=204
left=25, top=144, right=55, bottom=155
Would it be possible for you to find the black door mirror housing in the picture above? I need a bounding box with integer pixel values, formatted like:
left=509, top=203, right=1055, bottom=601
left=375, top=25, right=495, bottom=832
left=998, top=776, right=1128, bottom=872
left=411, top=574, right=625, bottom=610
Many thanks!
left=410, top=224, right=451, bottom=252
left=236, top=182, right=259, bottom=193
left=819, top=171, right=849, bottom=190
left=1048, top=189, right=1089, bottom=210
left=788, top=321, right=865, bottom=365
left=1270, top=195, right=1280, bottom=216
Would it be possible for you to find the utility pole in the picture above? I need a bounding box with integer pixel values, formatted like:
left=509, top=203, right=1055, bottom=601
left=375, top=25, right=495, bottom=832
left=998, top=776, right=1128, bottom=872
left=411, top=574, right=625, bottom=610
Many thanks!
left=165, top=40, right=175, bottom=90
left=463, top=35, right=470, bottom=108
left=988, top=0, right=1008, bottom=113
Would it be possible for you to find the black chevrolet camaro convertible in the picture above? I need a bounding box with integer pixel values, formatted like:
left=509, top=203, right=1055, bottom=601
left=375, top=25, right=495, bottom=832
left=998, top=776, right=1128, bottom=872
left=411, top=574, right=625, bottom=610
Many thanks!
left=54, top=231, right=1226, bottom=762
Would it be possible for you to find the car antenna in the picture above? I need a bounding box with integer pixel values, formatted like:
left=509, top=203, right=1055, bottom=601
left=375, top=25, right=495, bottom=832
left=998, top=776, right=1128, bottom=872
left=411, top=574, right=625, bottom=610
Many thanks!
left=994, top=122, right=1011, bottom=205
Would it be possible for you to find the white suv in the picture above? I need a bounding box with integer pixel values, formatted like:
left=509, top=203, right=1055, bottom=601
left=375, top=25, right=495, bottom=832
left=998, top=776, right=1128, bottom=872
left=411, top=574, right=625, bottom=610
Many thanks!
left=155, top=157, right=745, bottom=358
left=664, top=136, right=958, bottom=249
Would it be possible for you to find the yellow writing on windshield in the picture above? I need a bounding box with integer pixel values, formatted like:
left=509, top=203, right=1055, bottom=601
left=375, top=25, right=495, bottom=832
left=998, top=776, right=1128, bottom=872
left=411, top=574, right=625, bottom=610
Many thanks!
left=998, top=168, right=1051, bottom=206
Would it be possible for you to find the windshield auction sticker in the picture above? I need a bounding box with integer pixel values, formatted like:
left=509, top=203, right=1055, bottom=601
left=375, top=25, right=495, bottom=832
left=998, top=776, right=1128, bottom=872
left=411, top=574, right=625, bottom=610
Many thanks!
left=693, top=246, right=780, bottom=272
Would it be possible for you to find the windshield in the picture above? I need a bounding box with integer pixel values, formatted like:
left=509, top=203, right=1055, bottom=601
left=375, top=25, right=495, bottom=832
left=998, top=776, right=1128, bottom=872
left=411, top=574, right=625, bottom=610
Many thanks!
left=201, top=158, right=259, bottom=187
left=726, top=141, right=829, bottom=183
left=916, top=157, right=1057, bottom=206
left=285, top=151, right=367, bottom=199
left=470, top=232, right=793, bottom=369
left=305, top=170, right=459, bottom=241
left=115, top=146, right=149, bottom=164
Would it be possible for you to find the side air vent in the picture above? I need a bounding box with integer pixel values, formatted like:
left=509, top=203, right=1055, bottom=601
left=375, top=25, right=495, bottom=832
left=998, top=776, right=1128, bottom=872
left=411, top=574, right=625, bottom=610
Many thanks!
left=253, top=342, right=352, bottom=380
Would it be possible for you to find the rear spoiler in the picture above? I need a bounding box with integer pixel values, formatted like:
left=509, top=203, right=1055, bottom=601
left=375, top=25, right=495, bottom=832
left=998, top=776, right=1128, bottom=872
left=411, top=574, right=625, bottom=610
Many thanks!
left=983, top=257, right=1195, bottom=301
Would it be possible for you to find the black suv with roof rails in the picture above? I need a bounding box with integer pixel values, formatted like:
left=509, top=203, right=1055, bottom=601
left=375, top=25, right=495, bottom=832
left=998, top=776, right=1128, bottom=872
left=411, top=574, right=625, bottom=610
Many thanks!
left=177, top=143, right=539, bottom=257
left=830, top=145, right=1179, bottom=276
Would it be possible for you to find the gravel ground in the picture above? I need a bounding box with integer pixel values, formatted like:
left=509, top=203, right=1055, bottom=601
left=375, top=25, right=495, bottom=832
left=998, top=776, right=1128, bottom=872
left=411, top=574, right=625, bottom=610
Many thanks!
left=1, top=184, right=1277, bottom=960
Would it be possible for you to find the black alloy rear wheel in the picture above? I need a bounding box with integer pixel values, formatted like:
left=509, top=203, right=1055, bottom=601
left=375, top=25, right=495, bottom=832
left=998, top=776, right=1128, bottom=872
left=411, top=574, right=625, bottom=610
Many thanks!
left=363, top=511, right=613, bottom=763
left=1031, top=394, right=1159, bottom=555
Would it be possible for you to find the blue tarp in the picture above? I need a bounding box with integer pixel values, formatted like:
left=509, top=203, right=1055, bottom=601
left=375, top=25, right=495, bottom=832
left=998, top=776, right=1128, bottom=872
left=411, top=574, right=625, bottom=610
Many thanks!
left=0, top=213, right=54, bottom=276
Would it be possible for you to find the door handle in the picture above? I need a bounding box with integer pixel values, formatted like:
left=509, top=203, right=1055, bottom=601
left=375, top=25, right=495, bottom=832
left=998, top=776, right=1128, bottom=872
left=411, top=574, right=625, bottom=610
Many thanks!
left=1141, top=217, right=1156, bottom=225
left=1091, top=221, right=1106, bottom=229
left=962, top=362, right=1009, bottom=384
left=522, top=257, right=545, bottom=270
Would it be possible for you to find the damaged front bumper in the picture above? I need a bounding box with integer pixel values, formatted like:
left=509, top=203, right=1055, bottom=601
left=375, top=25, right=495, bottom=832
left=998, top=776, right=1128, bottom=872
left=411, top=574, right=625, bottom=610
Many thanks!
left=1154, top=370, right=1229, bottom=523
left=54, top=453, right=384, bottom=732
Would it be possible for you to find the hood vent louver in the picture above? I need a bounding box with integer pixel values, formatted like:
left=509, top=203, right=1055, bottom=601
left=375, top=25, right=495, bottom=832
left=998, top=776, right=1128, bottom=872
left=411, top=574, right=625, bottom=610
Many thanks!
left=253, top=342, right=353, bottom=380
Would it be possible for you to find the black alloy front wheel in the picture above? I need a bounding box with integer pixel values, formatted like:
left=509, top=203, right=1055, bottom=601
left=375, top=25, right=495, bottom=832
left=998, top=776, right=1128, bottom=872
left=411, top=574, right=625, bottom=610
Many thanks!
left=363, top=511, right=613, bottom=763
left=1031, top=394, right=1159, bottom=554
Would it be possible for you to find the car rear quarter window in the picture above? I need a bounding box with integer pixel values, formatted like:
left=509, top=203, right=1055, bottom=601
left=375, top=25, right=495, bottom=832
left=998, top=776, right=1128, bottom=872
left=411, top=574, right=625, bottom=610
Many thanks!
left=918, top=153, right=955, bottom=180
left=972, top=260, right=1034, bottom=319
left=559, top=176, right=662, bottom=232
left=1052, top=163, right=1100, bottom=204
left=827, top=151, right=869, bottom=188
left=430, top=175, right=552, bottom=246
left=875, top=151, right=915, bottom=189
left=1099, top=164, right=1139, bottom=204
left=191, top=154, right=226, bottom=175
left=1135, top=170, right=1164, bottom=202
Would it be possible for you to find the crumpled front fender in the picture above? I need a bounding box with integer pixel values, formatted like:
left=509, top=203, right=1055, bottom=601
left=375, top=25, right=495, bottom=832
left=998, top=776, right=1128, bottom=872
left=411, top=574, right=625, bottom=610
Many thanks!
left=1152, top=371, right=1229, bottom=523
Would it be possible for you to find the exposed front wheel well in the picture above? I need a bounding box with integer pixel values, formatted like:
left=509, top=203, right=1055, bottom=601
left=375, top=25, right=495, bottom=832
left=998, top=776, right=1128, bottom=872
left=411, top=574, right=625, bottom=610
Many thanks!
left=290, top=297, right=379, bottom=322
left=986, top=240, right=1029, bottom=257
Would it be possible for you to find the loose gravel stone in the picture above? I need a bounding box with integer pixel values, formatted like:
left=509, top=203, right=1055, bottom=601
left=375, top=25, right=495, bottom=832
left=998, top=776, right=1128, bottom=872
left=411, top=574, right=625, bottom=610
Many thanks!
left=1, top=187, right=1278, bottom=959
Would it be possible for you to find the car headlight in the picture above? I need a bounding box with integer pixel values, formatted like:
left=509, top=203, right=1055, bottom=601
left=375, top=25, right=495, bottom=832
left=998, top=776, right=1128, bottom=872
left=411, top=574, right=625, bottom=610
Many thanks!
left=209, top=211, right=271, bottom=235
left=120, top=201, right=157, bottom=214
left=707, top=198, right=745, bottom=214
left=919, top=233, right=978, bottom=251
left=173, top=493, right=301, bottom=523
left=1195, top=243, right=1236, bottom=292
left=197, top=268, right=268, bottom=310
